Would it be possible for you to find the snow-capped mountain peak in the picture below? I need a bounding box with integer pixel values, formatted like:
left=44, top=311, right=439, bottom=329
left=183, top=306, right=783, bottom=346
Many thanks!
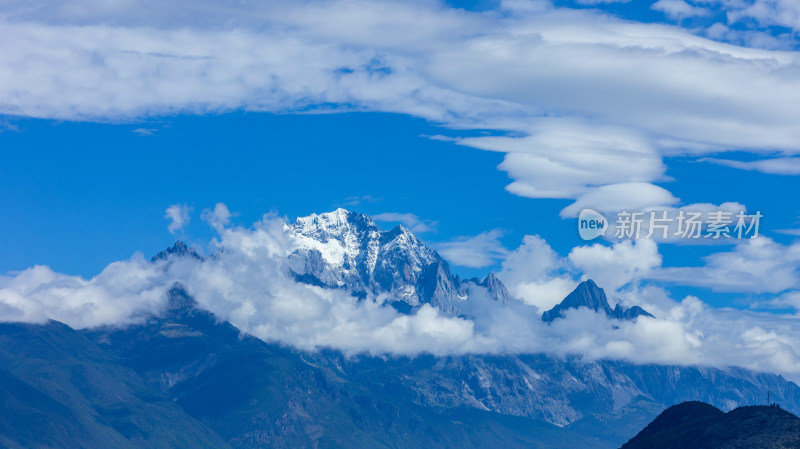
left=152, top=210, right=513, bottom=314
left=284, top=209, right=506, bottom=313
left=289, top=208, right=371, bottom=241
left=285, top=209, right=380, bottom=267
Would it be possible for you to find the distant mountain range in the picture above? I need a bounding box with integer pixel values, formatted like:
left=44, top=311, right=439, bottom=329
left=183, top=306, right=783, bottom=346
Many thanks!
left=622, top=401, right=800, bottom=449
left=4, top=286, right=798, bottom=448
left=2, top=209, right=798, bottom=448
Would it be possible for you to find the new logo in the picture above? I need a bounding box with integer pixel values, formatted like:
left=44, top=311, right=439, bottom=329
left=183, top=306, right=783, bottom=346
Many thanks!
left=578, top=209, right=608, bottom=240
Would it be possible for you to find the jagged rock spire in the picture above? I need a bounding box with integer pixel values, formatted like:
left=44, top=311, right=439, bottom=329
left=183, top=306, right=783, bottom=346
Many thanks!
left=542, top=279, right=653, bottom=322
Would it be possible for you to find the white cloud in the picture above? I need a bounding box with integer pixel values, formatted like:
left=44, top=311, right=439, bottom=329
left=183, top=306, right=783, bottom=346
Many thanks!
left=775, top=215, right=800, bottom=237
left=499, top=225, right=800, bottom=305
left=490, top=234, right=800, bottom=378
left=133, top=127, right=157, bottom=136
left=373, top=212, right=437, bottom=233
left=652, top=0, right=712, bottom=20
left=700, top=156, right=800, bottom=175
left=340, top=195, right=381, bottom=206
left=653, top=237, right=800, bottom=293
left=519, top=229, right=800, bottom=297
left=754, top=290, right=800, bottom=311
left=499, top=229, right=800, bottom=301
left=170, top=216, right=480, bottom=355
left=576, top=0, right=631, bottom=4
left=569, top=239, right=662, bottom=293
left=460, top=119, right=668, bottom=202
left=713, top=0, right=800, bottom=32
left=0, top=258, right=170, bottom=328
left=4, top=212, right=800, bottom=379
left=560, top=182, right=679, bottom=218
left=193, top=216, right=800, bottom=378
left=499, top=235, right=576, bottom=312
left=3, top=1, right=800, bottom=211
left=704, top=22, right=796, bottom=51
left=165, top=203, right=190, bottom=234
left=435, top=229, right=509, bottom=268
left=0, top=118, right=20, bottom=133
left=0, top=215, right=482, bottom=356
left=201, top=202, right=231, bottom=232
left=500, top=235, right=564, bottom=284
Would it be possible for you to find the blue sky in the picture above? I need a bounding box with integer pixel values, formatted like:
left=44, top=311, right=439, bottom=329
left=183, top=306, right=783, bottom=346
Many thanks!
left=3, top=111, right=800, bottom=305
left=3, top=0, right=800, bottom=312
left=0, top=112, right=566, bottom=275
left=5, top=0, right=800, bottom=378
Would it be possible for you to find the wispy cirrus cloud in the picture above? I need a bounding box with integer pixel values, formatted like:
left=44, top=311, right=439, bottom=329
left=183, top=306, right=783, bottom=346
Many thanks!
left=652, top=0, right=712, bottom=20
left=710, top=0, right=800, bottom=32
left=700, top=157, right=800, bottom=175
left=133, top=127, right=158, bottom=136
left=372, top=212, right=437, bottom=233
left=340, top=195, right=381, bottom=207
left=435, top=229, right=509, bottom=268
left=576, top=0, right=630, bottom=4
left=652, top=237, right=800, bottom=293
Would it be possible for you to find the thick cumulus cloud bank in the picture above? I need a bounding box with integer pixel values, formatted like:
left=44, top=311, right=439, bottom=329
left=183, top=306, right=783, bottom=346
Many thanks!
left=3, top=0, right=800, bottom=214
left=2, top=212, right=800, bottom=381
left=0, top=257, right=171, bottom=328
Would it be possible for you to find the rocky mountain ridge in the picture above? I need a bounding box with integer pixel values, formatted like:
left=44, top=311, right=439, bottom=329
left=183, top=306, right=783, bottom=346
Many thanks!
left=542, top=279, right=653, bottom=322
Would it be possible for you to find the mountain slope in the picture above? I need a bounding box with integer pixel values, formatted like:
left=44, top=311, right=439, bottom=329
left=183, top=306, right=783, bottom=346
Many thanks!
left=3, top=283, right=800, bottom=449
left=83, top=286, right=800, bottom=448
left=310, top=352, right=800, bottom=442
left=83, top=286, right=600, bottom=449
left=0, top=321, right=229, bottom=449
left=621, top=401, right=800, bottom=449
